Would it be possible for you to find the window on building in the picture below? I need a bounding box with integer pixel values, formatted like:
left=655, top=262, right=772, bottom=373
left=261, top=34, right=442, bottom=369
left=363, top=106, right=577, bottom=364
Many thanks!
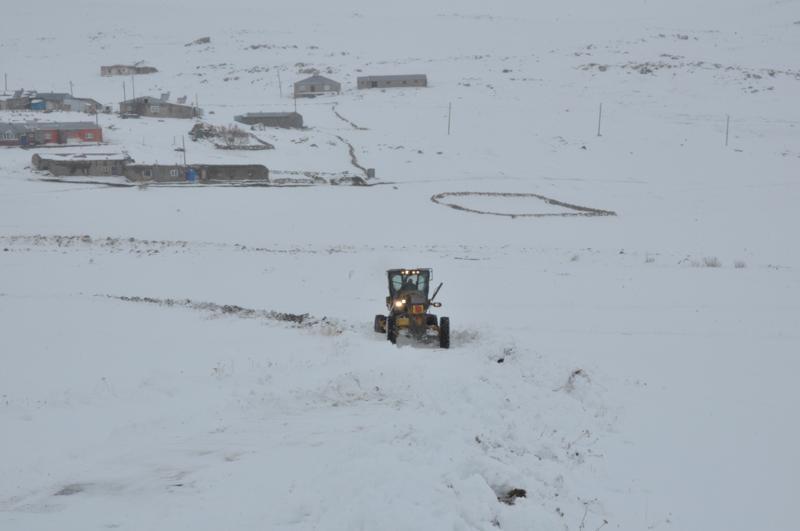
left=3, top=130, right=14, bottom=140
left=323, top=84, right=331, bottom=91
left=86, top=132, right=94, bottom=140
left=169, top=169, right=179, bottom=177
left=143, top=169, right=152, bottom=178
left=150, top=104, right=161, bottom=113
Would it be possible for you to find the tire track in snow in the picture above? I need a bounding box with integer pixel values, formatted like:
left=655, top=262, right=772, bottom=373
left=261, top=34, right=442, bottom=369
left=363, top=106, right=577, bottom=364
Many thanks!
left=431, top=191, right=617, bottom=218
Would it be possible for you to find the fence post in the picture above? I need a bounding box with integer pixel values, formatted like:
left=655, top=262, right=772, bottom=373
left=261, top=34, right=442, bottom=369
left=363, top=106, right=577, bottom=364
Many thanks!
left=597, top=103, right=603, bottom=137
left=725, top=115, right=730, bottom=147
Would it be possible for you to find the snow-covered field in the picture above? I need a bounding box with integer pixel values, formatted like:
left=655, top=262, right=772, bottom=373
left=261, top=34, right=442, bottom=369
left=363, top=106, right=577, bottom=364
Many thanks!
left=1, top=1, right=799, bottom=529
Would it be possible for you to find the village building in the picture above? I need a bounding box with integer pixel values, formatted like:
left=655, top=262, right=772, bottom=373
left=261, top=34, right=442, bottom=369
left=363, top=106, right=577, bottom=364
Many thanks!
left=0, top=123, right=30, bottom=146
left=0, top=92, right=32, bottom=111
left=124, top=164, right=189, bottom=182
left=234, top=112, right=303, bottom=128
left=101, top=64, right=158, bottom=76
left=124, top=164, right=269, bottom=183
left=0, top=122, right=102, bottom=147
left=293, top=75, right=341, bottom=98
left=196, top=164, right=269, bottom=182
left=31, top=153, right=269, bottom=184
left=357, top=74, right=428, bottom=89
left=119, top=96, right=201, bottom=119
left=32, top=153, right=131, bottom=176
left=30, top=93, right=103, bottom=113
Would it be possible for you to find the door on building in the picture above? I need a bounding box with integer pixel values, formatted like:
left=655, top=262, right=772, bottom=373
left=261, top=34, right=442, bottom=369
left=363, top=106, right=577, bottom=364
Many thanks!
left=19, top=135, right=28, bottom=146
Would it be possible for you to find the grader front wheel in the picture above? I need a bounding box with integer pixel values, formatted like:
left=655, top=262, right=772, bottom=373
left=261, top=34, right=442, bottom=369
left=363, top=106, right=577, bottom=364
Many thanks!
left=438, top=316, right=450, bottom=349
left=386, top=316, right=398, bottom=344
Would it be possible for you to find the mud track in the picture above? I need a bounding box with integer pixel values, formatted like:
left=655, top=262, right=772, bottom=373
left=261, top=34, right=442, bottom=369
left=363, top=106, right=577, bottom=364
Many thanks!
left=332, top=105, right=368, bottom=130
left=430, top=191, right=617, bottom=218
left=334, top=135, right=370, bottom=181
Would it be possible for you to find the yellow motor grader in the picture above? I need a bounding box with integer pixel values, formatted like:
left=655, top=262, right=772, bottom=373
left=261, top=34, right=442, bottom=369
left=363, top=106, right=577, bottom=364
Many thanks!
left=374, top=268, right=450, bottom=348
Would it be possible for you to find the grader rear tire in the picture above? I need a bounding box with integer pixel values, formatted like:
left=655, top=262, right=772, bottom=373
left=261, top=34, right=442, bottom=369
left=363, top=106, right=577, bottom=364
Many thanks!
left=374, top=314, right=386, bottom=333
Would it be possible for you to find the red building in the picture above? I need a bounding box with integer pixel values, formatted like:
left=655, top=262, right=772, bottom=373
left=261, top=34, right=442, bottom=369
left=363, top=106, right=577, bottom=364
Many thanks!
left=32, top=122, right=102, bottom=144
left=0, top=122, right=102, bottom=146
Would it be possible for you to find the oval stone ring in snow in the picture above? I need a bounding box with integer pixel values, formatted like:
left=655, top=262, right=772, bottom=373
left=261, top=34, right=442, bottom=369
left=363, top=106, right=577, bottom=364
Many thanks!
left=430, top=191, right=617, bottom=219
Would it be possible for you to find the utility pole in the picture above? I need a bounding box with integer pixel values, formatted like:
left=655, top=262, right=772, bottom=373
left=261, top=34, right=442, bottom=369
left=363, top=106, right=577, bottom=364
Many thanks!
left=131, top=73, right=135, bottom=101
left=182, top=136, right=187, bottom=165
left=123, top=81, right=126, bottom=103
left=725, top=115, right=730, bottom=147
left=447, top=102, right=452, bottom=135
left=293, top=91, right=297, bottom=113
left=69, top=80, right=74, bottom=97
left=277, top=70, right=283, bottom=97
left=597, top=103, right=603, bottom=137
left=3, top=73, right=7, bottom=95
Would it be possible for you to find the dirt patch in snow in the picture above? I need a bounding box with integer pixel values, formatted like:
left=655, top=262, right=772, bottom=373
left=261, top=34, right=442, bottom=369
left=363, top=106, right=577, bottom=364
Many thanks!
left=431, top=192, right=617, bottom=218
left=53, top=484, right=86, bottom=496
left=0, top=234, right=356, bottom=256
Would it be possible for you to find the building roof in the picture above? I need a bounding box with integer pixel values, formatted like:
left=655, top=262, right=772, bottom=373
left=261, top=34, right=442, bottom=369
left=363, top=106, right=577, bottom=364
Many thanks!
left=121, top=96, right=192, bottom=107
left=0, top=123, right=30, bottom=134
left=236, top=112, right=300, bottom=118
left=1, top=122, right=100, bottom=132
left=357, top=74, right=427, bottom=82
left=35, top=92, right=71, bottom=102
left=29, top=122, right=100, bottom=131
left=295, top=75, right=340, bottom=86
left=39, top=152, right=127, bottom=161
left=71, top=97, right=103, bottom=106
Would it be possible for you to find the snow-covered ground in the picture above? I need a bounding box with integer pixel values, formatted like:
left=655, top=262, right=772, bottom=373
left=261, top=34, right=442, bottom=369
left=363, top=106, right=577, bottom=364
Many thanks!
left=1, top=1, right=799, bottom=530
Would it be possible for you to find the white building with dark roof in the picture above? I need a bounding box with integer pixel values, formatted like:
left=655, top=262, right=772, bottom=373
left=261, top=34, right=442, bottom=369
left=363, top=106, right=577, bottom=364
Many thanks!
left=294, top=75, right=341, bottom=98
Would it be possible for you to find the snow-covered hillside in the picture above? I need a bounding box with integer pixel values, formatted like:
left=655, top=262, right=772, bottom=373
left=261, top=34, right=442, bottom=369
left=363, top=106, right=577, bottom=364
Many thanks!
left=1, top=1, right=798, bottom=530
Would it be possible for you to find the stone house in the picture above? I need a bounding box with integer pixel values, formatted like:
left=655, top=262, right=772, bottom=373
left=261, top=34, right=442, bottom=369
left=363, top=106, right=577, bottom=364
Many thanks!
left=0, top=94, right=32, bottom=110
left=32, top=153, right=131, bottom=176
left=124, top=164, right=269, bottom=183
left=101, top=64, right=158, bottom=76
left=119, top=96, right=201, bottom=119
left=234, top=112, right=303, bottom=128
left=357, top=74, right=427, bottom=89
